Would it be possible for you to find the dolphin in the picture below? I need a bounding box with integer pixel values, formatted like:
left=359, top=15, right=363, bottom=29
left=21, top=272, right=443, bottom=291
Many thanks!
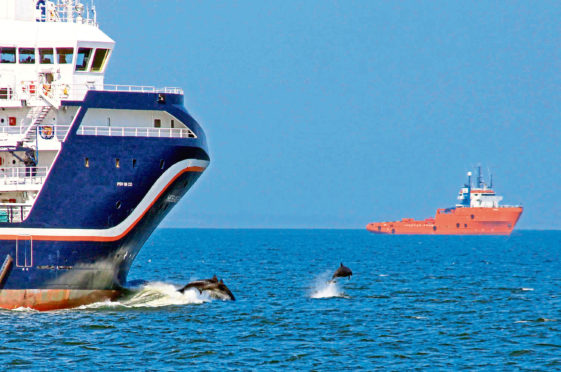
left=178, top=275, right=236, bottom=301
left=331, top=263, right=352, bottom=281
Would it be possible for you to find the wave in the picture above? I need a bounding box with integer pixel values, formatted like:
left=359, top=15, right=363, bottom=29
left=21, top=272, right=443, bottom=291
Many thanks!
left=77, top=282, right=210, bottom=310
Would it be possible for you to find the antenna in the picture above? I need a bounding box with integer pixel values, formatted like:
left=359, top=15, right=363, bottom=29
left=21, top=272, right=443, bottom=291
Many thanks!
left=477, top=164, right=483, bottom=188
left=466, top=171, right=472, bottom=207
left=487, top=166, right=493, bottom=189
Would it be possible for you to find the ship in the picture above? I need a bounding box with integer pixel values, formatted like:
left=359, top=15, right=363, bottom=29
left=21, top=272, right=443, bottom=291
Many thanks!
left=366, top=167, right=523, bottom=235
left=0, top=0, right=209, bottom=310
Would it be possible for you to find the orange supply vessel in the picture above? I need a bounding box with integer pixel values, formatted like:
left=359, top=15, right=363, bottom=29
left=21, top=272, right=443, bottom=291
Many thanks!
left=367, top=167, right=523, bottom=235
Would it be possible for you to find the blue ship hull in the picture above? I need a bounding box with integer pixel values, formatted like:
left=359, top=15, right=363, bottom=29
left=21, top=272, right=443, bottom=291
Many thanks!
left=0, top=91, right=209, bottom=310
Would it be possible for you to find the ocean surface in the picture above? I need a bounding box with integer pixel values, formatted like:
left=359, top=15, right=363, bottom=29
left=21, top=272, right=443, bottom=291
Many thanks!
left=2, top=229, right=561, bottom=370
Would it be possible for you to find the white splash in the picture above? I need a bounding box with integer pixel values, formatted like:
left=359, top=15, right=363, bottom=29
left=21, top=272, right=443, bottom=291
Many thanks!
left=77, top=282, right=210, bottom=310
left=310, top=273, right=345, bottom=299
left=520, top=288, right=534, bottom=291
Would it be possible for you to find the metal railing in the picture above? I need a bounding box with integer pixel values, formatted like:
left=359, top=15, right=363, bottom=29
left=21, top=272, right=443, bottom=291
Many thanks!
left=0, top=125, right=71, bottom=140
left=78, top=126, right=196, bottom=138
left=100, top=85, right=183, bottom=95
left=0, top=167, right=49, bottom=186
left=0, top=83, right=184, bottom=106
left=0, top=204, right=31, bottom=223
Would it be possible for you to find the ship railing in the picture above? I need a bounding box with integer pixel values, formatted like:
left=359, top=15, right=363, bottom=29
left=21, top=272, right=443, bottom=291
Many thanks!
left=0, top=83, right=184, bottom=106
left=69, top=84, right=183, bottom=96
left=0, top=125, right=72, bottom=143
left=0, top=167, right=49, bottom=186
left=0, top=127, right=27, bottom=136
left=77, top=126, right=196, bottom=139
left=0, top=203, right=31, bottom=223
left=101, top=85, right=184, bottom=95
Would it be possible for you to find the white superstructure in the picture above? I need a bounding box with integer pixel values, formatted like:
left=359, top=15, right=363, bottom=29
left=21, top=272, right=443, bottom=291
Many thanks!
left=0, top=0, right=191, bottom=223
left=0, top=0, right=114, bottom=108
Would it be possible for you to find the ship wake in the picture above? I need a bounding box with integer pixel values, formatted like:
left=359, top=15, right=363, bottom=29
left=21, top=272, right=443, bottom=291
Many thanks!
left=78, top=282, right=211, bottom=310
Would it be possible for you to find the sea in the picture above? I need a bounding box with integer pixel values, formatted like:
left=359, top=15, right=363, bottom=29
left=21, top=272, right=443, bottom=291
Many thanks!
left=1, top=229, right=561, bottom=370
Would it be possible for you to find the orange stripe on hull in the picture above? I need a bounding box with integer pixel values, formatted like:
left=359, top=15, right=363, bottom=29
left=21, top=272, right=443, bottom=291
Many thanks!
left=0, top=166, right=204, bottom=243
left=367, top=207, right=523, bottom=235
left=0, top=289, right=121, bottom=311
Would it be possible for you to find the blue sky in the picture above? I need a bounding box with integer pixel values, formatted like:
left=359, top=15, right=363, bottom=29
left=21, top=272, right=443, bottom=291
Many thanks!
left=99, top=1, right=561, bottom=229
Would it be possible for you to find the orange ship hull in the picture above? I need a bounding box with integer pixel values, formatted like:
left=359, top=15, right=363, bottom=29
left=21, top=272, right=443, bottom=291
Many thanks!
left=366, top=207, right=523, bottom=235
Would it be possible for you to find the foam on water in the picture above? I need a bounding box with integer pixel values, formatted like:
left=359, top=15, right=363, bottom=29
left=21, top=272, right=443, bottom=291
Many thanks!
left=77, top=282, right=210, bottom=310
left=310, top=273, right=346, bottom=299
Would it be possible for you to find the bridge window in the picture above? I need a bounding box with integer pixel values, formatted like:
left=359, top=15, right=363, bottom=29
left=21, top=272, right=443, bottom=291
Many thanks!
left=39, top=48, right=54, bottom=64
left=171, top=120, right=175, bottom=128
left=19, top=48, right=35, bottom=64
left=76, top=48, right=93, bottom=71
left=90, top=48, right=110, bottom=72
left=0, top=47, right=16, bottom=63
left=56, top=48, right=73, bottom=64
left=154, top=119, right=161, bottom=128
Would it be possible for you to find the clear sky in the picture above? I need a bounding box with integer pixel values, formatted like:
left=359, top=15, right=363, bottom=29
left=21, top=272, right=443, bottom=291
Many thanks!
left=98, top=0, right=561, bottom=229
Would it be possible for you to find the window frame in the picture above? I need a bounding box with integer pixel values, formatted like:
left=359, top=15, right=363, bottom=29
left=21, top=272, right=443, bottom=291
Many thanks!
left=0, top=47, right=16, bottom=64
left=75, top=47, right=93, bottom=72
left=39, top=48, right=54, bottom=64
left=56, top=47, right=74, bottom=65
left=18, top=48, right=36, bottom=64
left=90, top=48, right=110, bottom=72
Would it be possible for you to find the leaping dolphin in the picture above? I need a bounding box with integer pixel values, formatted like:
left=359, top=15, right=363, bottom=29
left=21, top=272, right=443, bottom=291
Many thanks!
left=331, top=263, right=352, bottom=281
left=179, top=275, right=236, bottom=301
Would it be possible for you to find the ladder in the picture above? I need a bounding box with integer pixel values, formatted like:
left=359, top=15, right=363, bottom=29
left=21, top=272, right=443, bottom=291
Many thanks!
left=22, top=106, right=51, bottom=143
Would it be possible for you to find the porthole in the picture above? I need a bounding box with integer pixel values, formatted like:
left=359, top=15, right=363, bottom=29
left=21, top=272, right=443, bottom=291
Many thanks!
left=160, top=159, right=165, bottom=169
left=85, top=157, right=89, bottom=167
left=470, top=214, right=474, bottom=220
left=464, top=224, right=467, bottom=228
left=433, top=226, right=437, bottom=231
left=115, top=158, right=120, bottom=168
left=132, top=159, right=137, bottom=168
left=115, top=201, right=122, bottom=209
left=456, top=223, right=460, bottom=228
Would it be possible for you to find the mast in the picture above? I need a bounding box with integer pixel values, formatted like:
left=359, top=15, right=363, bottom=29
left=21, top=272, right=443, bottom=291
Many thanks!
left=477, top=165, right=483, bottom=188
left=466, top=171, right=472, bottom=207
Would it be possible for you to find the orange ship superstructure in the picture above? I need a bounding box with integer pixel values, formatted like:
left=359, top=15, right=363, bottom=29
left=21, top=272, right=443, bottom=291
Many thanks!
left=367, top=167, right=523, bottom=235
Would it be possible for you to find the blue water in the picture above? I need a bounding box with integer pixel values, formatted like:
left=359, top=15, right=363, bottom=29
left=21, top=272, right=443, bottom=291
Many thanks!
left=2, top=229, right=561, bottom=369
